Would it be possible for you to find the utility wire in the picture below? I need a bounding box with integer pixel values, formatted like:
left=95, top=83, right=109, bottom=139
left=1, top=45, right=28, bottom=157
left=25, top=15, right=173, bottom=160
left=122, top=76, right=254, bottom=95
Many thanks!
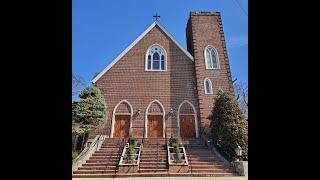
left=233, top=0, right=248, bottom=16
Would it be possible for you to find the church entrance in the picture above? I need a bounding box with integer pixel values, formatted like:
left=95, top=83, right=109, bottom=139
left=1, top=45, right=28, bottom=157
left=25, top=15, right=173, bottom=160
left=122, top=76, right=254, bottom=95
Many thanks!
left=147, top=115, right=163, bottom=138
left=111, top=100, right=133, bottom=138
left=145, top=100, right=165, bottom=138
left=114, top=115, right=130, bottom=138
left=179, top=115, right=196, bottom=138
left=178, top=100, right=199, bottom=138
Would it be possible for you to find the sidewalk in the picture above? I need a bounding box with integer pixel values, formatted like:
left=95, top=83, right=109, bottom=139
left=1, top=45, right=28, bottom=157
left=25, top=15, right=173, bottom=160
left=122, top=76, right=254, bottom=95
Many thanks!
left=73, top=177, right=248, bottom=180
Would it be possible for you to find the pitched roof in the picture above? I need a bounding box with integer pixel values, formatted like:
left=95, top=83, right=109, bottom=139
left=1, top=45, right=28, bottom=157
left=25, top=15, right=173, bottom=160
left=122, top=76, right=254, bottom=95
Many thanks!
left=92, top=21, right=194, bottom=83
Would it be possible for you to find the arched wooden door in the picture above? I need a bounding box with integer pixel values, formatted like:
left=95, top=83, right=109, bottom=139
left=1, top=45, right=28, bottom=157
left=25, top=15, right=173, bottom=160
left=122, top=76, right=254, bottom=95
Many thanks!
left=180, top=115, right=196, bottom=138
left=146, top=100, right=165, bottom=138
left=114, top=115, right=130, bottom=138
left=148, top=115, right=163, bottom=138
left=111, top=100, right=133, bottom=138
left=178, top=101, right=198, bottom=138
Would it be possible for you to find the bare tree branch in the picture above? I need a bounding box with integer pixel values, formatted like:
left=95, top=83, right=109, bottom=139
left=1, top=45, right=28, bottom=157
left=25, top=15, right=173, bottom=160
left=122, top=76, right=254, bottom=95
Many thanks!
left=233, top=81, right=248, bottom=119
left=72, top=74, right=86, bottom=99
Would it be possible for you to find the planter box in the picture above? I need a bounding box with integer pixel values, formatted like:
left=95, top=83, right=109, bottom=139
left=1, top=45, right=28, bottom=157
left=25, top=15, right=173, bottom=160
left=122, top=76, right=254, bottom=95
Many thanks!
left=167, top=144, right=189, bottom=173
left=118, top=143, right=142, bottom=173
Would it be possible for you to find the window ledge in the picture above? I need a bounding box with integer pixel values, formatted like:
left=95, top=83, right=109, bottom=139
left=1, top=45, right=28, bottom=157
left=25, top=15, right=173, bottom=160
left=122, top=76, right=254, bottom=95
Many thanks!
left=145, top=69, right=167, bottom=72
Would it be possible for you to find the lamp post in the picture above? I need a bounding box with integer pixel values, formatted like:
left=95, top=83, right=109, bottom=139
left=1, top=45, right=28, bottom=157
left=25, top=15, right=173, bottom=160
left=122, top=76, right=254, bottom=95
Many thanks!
left=235, top=144, right=242, bottom=161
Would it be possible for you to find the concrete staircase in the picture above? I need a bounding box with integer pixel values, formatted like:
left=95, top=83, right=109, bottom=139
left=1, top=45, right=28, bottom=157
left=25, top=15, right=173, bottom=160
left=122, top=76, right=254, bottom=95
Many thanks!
left=138, top=138, right=169, bottom=174
left=182, top=138, right=235, bottom=176
left=72, top=137, right=238, bottom=178
left=72, top=138, right=124, bottom=178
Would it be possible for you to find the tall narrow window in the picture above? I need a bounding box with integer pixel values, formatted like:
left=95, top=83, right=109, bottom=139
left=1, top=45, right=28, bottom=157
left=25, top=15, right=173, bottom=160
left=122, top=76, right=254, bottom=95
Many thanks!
left=204, top=46, right=219, bottom=69
left=146, top=45, right=166, bottom=71
left=204, top=78, right=213, bottom=94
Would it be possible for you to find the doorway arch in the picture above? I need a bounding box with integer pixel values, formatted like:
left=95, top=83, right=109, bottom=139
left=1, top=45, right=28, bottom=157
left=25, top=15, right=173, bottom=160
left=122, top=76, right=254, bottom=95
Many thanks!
left=110, top=100, right=133, bottom=138
left=145, top=100, right=165, bottom=138
left=177, top=100, right=199, bottom=138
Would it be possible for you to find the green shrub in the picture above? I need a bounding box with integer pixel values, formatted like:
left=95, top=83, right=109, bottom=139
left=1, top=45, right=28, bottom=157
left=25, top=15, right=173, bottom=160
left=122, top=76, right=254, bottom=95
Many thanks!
left=169, top=136, right=178, bottom=147
left=72, top=151, right=80, bottom=160
left=208, top=90, right=248, bottom=160
left=128, top=135, right=137, bottom=147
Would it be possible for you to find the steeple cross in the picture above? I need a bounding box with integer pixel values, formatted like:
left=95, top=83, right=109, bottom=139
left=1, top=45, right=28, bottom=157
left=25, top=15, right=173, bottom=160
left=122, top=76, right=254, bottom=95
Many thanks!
left=153, top=13, right=160, bottom=21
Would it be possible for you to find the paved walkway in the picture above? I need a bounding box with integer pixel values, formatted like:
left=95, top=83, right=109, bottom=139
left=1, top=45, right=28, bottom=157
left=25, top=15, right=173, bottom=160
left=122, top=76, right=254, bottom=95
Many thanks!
left=73, top=177, right=247, bottom=180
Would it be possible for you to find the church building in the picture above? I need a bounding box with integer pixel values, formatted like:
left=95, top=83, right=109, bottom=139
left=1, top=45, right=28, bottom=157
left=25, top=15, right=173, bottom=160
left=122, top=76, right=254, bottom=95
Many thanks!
left=90, top=11, right=233, bottom=139
left=73, top=11, right=237, bottom=177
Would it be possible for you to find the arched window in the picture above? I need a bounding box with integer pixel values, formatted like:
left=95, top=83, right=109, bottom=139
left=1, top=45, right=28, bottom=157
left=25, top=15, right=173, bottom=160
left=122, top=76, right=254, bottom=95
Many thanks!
left=146, top=44, right=166, bottom=71
left=204, top=78, right=213, bottom=94
left=204, top=46, right=219, bottom=69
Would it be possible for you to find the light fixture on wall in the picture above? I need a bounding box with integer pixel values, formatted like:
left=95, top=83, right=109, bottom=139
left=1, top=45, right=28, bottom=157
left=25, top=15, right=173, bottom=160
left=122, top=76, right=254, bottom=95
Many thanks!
left=168, top=108, right=174, bottom=116
left=135, top=109, right=141, bottom=116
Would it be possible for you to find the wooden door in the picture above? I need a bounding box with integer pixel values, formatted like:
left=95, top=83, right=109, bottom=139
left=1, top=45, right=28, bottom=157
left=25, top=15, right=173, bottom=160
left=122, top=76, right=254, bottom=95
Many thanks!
left=114, top=115, right=130, bottom=138
left=148, top=115, right=163, bottom=138
left=180, top=115, right=196, bottom=138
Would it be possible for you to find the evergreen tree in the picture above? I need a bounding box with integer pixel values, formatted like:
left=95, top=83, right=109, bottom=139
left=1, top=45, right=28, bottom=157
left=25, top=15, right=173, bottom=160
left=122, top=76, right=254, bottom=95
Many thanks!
left=208, top=90, right=248, bottom=160
left=72, top=86, right=107, bottom=136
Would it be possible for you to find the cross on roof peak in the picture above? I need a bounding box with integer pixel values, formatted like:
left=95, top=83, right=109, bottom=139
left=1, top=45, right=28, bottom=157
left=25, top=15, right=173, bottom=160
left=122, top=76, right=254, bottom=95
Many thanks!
left=153, top=13, right=160, bottom=21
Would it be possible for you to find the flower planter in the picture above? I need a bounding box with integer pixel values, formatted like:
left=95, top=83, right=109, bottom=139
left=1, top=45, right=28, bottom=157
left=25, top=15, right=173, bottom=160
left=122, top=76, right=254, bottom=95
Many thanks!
left=167, top=143, right=189, bottom=173
left=119, top=143, right=142, bottom=173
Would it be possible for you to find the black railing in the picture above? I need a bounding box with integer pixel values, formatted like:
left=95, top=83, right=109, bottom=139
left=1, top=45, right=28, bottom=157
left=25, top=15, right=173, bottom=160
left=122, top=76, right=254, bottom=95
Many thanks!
left=114, top=138, right=125, bottom=176
left=139, top=137, right=144, bottom=174
left=157, top=138, right=159, bottom=172
left=165, top=134, right=168, bottom=168
left=181, top=136, right=192, bottom=174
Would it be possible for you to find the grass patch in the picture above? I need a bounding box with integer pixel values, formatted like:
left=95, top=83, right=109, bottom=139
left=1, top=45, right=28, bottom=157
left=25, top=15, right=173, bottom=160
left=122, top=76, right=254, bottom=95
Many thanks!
left=72, top=151, right=80, bottom=160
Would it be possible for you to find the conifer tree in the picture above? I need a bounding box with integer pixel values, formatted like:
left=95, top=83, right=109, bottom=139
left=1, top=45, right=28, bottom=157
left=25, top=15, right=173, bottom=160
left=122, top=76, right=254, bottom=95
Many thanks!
left=209, top=90, right=248, bottom=160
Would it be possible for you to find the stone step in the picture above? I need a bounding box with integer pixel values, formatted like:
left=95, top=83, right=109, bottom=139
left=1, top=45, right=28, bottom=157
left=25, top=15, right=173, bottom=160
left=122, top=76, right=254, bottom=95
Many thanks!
left=141, top=149, right=167, bottom=152
left=86, top=159, right=119, bottom=163
left=72, top=174, right=115, bottom=178
left=140, top=155, right=167, bottom=158
left=139, top=165, right=168, bottom=169
left=96, top=150, right=121, bottom=153
left=140, top=159, right=167, bottom=162
left=190, top=161, right=225, bottom=166
left=92, top=153, right=119, bottom=156
left=89, top=156, right=119, bottom=160
left=190, top=164, right=227, bottom=169
left=73, top=170, right=115, bottom=174
left=168, top=172, right=234, bottom=177
left=141, top=152, right=167, bottom=155
left=78, top=166, right=116, bottom=170
left=188, top=155, right=216, bottom=158
left=82, top=163, right=116, bottom=167
left=139, top=161, right=167, bottom=165
left=138, top=168, right=168, bottom=173
left=190, top=169, right=233, bottom=174
left=99, top=147, right=121, bottom=150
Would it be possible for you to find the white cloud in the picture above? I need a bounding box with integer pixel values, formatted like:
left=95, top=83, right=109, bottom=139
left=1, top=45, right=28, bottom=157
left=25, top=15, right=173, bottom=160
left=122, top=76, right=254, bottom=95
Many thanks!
left=227, top=35, right=248, bottom=48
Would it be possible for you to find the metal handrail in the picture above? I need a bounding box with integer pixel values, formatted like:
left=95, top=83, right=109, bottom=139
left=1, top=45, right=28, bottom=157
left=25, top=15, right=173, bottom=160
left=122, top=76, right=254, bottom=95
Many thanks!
left=182, top=136, right=192, bottom=174
left=74, top=135, right=101, bottom=162
left=114, top=138, right=125, bottom=176
left=139, top=136, right=145, bottom=174
left=157, top=138, right=159, bottom=172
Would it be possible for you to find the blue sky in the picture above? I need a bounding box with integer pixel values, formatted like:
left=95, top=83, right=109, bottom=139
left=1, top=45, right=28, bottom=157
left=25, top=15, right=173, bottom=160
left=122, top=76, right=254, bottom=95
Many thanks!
left=73, top=0, right=248, bottom=87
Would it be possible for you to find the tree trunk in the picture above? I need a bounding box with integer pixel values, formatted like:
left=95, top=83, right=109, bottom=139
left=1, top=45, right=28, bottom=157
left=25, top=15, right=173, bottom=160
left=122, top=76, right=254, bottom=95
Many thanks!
left=80, top=132, right=88, bottom=151
left=72, top=135, right=78, bottom=151
left=81, top=134, right=85, bottom=151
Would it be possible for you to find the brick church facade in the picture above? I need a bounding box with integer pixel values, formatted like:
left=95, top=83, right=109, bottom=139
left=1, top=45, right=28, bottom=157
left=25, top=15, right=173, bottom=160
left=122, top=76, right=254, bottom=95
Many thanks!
left=91, top=12, right=233, bottom=139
